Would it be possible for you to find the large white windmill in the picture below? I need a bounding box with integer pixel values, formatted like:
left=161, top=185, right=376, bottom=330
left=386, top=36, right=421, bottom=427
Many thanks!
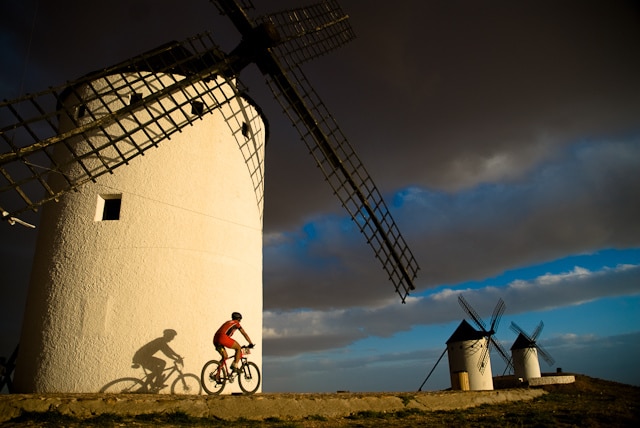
left=0, top=0, right=419, bottom=393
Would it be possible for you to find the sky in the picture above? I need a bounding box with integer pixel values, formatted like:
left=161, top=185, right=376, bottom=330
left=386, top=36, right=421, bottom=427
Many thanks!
left=1, top=0, right=640, bottom=392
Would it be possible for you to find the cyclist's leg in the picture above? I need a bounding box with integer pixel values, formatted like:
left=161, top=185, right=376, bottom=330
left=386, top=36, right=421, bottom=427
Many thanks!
left=214, top=344, right=227, bottom=380
left=215, top=343, right=228, bottom=361
left=217, top=336, right=240, bottom=371
left=229, top=341, right=242, bottom=370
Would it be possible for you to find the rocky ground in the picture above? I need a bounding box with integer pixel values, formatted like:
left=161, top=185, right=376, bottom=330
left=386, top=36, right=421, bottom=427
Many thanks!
left=1, top=374, right=638, bottom=427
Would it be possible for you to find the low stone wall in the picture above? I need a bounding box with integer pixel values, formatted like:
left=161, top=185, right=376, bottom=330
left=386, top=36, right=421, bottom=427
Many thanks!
left=493, top=374, right=576, bottom=389
left=0, top=389, right=546, bottom=423
left=529, top=375, right=575, bottom=386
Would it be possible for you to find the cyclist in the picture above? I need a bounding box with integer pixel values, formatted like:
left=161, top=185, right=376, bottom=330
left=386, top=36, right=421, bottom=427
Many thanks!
left=133, top=329, right=182, bottom=389
left=213, top=312, right=254, bottom=375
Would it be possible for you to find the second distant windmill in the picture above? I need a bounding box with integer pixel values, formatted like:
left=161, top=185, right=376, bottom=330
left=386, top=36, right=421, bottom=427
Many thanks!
left=510, top=321, right=556, bottom=382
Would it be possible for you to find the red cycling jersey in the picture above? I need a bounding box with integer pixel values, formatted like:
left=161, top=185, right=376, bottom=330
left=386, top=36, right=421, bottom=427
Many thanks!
left=214, top=320, right=241, bottom=348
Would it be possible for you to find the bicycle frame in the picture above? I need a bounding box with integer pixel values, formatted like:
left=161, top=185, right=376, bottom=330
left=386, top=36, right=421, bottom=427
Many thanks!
left=215, top=349, right=249, bottom=380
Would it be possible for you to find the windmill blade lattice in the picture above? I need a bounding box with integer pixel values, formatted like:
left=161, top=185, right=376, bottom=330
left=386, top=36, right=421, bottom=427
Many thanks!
left=510, top=321, right=556, bottom=366
left=489, top=297, right=505, bottom=333
left=531, top=321, right=544, bottom=341
left=265, top=64, right=418, bottom=302
left=255, top=0, right=355, bottom=71
left=535, top=342, right=556, bottom=367
left=1, top=33, right=265, bottom=220
left=488, top=336, right=514, bottom=372
left=214, top=0, right=419, bottom=302
left=486, top=298, right=512, bottom=371
left=458, top=295, right=513, bottom=373
left=458, top=294, right=487, bottom=331
left=510, top=321, right=533, bottom=341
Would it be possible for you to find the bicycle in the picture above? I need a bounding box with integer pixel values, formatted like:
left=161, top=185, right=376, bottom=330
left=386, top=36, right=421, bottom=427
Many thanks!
left=201, top=345, right=261, bottom=395
left=100, top=358, right=202, bottom=394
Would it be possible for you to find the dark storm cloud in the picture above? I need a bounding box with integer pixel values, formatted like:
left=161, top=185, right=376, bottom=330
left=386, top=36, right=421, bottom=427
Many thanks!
left=264, top=0, right=640, bottom=228
left=264, top=137, right=640, bottom=310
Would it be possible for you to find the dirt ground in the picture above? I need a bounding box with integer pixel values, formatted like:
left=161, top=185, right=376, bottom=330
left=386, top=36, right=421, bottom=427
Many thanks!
left=1, top=374, right=638, bottom=427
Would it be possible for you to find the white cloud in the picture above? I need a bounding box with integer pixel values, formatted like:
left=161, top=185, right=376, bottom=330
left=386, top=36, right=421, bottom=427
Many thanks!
left=263, top=263, right=640, bottom=357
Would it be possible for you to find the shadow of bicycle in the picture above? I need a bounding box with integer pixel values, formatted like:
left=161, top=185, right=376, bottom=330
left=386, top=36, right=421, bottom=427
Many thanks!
left=100, top=330, right=202, bottom=395
left=100, top=359, right=202, bottom=394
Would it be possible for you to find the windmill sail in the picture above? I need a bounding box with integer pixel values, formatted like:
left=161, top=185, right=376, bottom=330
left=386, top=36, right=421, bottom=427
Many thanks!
left=458, top=294, right=488, bottom=331
left=214, top=0, right=419, bottom=302
left=255, top=0, right=355, bottom=70
left=510, top=321, right=556, bottom=366
left=458, top=295, right=513, bottom=373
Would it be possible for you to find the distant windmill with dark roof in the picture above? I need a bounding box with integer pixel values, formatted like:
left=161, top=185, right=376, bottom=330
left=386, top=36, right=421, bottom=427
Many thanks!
left=510, top=321, right=556, bottom=381
left=448, top=295, right=513, bottom=390
left=417, top=295, right=513, bottom=391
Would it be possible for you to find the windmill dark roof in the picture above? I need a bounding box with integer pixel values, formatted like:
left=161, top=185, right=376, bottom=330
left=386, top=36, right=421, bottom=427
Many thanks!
left=446, top=319, right=486, bottom=344
left=510, top=333, right=535, bottom=350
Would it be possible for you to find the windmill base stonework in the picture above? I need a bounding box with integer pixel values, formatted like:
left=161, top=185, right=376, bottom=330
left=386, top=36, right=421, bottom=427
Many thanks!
left=13, top=72, right=266, bottom=393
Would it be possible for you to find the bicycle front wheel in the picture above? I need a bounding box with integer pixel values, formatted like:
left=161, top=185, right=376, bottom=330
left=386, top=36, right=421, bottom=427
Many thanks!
left=238, top=361, right=261, bottom=394
left=172, top=373, right=202, bottom=395
left=100, top=377, right=145, bottom=393
left=201, top=360, right=226, bottom=395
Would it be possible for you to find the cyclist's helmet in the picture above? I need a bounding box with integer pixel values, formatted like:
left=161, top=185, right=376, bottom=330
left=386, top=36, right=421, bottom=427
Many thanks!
left=231, top=312, right=242, bottom=321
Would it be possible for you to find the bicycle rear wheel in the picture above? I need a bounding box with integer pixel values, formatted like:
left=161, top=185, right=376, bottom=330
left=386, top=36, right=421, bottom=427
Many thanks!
left=238, top=361, right=261, bottom=394
left=201, top=360, right=226, bottom=395
left=172, top=373, right=202, bottom=395
left=100, top=377, right=145, bottom=393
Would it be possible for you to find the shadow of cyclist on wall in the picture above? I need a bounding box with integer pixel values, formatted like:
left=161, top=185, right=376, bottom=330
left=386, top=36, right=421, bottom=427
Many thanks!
left=132, top=329, right=182, bottom=391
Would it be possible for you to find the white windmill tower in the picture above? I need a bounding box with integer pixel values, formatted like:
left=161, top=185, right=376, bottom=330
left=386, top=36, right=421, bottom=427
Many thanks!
left=10, top=38, right=269, bottom=395
left=0, top=0, right=419, bottom=393
left=445, top=295, right=513, bottom=391
left=510, top=321, right=556, bottom=382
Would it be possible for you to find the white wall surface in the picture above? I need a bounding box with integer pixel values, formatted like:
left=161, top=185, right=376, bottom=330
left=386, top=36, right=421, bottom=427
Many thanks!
left=512, top=347, right=542, bottom=381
